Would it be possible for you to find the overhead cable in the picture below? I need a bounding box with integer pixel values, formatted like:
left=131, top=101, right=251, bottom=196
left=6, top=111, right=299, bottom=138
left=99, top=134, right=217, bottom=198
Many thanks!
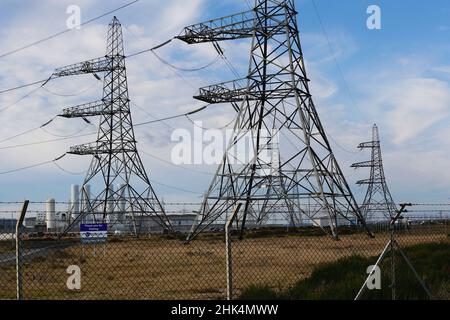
left=0, top=132, right=96, bottom=150
left=311, top=0, right=370, bottom=124
left=0, top=116, right=56, bottom=144
left=134, top=105, right=209, bottom=127
left=0, top=105, right=209, bottom=150
left=0, top=153, right=67, bottom=175
left=0, top=0, right=141, bottom=59
left=151, top=50, right=221, bottom=72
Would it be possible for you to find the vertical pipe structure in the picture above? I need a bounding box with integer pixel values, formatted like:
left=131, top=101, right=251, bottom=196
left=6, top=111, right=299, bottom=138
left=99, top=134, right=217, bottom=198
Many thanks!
left=11, top=212, right=14, bottom=248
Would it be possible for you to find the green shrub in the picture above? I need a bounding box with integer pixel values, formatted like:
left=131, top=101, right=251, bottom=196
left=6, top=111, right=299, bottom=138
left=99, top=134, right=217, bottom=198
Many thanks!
left=239, top=242, right=450, bottom=300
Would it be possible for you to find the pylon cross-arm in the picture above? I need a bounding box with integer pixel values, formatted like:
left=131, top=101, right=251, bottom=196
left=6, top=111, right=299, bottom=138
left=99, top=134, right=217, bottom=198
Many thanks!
left=177, top=4, right=290, bottom=45
left=59, top=98, right=130, bottom=118
left=351, top=161, right=373, bottom=168
left=68, top=141, right=136, bottom=156
left=177, top=10, right=256, bottom=44
left=358, top=141, right=380, bottom=149
left=52, top=57, right=122, bottom=78
left=194, top=78, right=310, bottom=104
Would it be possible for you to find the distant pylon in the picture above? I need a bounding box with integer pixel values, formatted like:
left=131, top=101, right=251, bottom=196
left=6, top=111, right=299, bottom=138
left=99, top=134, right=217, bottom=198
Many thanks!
left=177, top=0, right=372, bottom=241
left=51, top=17, right=172, bottom=234
left=351, top=124, right=397, bottom=221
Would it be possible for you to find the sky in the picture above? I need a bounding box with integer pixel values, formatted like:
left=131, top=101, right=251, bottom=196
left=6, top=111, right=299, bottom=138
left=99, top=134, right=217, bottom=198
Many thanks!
left=1, top=0, right=450, bottom=212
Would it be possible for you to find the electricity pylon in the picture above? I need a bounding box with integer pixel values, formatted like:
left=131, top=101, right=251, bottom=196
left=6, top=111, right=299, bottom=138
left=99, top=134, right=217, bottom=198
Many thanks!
left=52, top=17, right=172, bottom=235
left=177, top=0, right=372, bottom=241
left=351, top=124, right=397, bottom=221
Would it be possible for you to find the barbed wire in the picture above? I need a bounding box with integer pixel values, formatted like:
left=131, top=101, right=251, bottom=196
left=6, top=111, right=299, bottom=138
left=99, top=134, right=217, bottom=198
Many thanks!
left=410, top=203, right=450, bottom=206
left=0, top=201, right=450, bottom=208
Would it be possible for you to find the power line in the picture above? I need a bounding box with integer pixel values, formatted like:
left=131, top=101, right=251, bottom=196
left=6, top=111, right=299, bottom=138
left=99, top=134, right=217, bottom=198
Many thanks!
left=185, top=114, right=236, bottom=130
left=53, top=161, right=86, bottom=176
left=0, top=34, right=200, bottom=107
left=151, top=50, right=221, bottom=72
left=0, top=37, right=172, bottom=98
left=150, top=179, right=203, bottom=195
left=122, top=26, right=198, bottom=90
left=0, top=104, right=208, bottom=150
left=327, top=133, right=362, bottom=155
left=0, top=83, right=45, bottom=114
left=211, top=42, right=245, bottom=84
left=0, top=127, right=41, bottom=145
left=140, top=149, right=214, bottom=177
left=310, top=0, right=370, bottom=124
left=126, top=38, right=174, bottom=58
left=40, top=122, right=94, bottom=138
left=131, top=100, right=211, bottom=150
left=0, top=36, right=193, bottom=119
left=0, top=117, right=56, bottom=144
left=134, top=105, right=209, bottom=127
left=0, top=0, right=141, bottom=60
left=0, top=132, right=96, bottom=150
left=411, top=203, right=450, bottom=206
left=0, top=79, right=49, bottom=95
left=130, top=101, right=174, bottom=130
left=41, top=82, right=99, bottom=97
left=0, top=153, right=66, bottom=175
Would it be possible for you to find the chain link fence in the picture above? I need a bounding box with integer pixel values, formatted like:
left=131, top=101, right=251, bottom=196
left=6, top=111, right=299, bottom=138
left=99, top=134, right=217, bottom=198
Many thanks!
left=0, top=202, right=449, bottom=300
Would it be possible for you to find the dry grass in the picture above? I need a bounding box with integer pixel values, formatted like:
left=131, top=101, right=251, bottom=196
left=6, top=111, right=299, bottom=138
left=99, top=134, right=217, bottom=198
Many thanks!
left=0, top=225, right=448, bottom=300
left=0, top=241, right=14, bottom=255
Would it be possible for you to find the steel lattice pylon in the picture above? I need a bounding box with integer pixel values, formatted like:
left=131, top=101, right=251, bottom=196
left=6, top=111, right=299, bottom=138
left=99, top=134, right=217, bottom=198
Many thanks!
left=53, top=17, right=172, bottom=235
left=352, top=124, right=397, bottom=221
left=177, top=0, right=372, bottom=241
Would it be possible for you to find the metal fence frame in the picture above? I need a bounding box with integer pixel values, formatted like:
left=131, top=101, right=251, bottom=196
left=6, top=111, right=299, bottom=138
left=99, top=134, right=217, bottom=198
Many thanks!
left=1, top=201, right=449, bottom=301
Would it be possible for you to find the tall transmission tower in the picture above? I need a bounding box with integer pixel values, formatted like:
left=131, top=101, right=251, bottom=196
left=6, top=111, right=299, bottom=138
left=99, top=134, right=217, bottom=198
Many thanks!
left=51, top=17, right=172, bottom=234
left=177, top=0, right=371, bottom=241
left=351, top=124, right=397, bottom=221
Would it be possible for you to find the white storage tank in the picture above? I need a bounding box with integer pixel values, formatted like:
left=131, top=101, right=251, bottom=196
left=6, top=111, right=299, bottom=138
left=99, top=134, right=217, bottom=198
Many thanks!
left=46, top=198, right=56, bottom=230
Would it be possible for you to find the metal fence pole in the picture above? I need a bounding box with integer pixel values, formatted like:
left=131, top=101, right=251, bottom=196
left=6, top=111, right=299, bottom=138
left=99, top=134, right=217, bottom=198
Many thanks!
left=225, top=203, right=242, bottom=301
left=11, top=212, right=14, bottom=249
left=16, top=200, right=29, bottom=300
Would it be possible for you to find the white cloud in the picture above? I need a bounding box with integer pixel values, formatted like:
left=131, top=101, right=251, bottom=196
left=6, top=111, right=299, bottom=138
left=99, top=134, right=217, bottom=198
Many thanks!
left=378, top=78, right=450, bottom=144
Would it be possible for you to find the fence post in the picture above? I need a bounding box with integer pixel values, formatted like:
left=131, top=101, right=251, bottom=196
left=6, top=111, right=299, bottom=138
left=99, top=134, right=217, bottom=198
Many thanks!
left=225, top=203, right=242, bottom=301
left=16, top=200, right=29, bottom=300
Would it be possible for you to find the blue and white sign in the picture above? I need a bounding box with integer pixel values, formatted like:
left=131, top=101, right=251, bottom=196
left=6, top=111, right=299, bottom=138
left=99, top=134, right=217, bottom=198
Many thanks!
left=80, top=223, right=108, bottom=244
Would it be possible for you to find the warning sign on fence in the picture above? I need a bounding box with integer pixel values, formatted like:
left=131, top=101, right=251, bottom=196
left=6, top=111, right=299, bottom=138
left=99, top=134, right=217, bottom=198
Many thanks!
left=80, top=223, right=108, bottom=244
